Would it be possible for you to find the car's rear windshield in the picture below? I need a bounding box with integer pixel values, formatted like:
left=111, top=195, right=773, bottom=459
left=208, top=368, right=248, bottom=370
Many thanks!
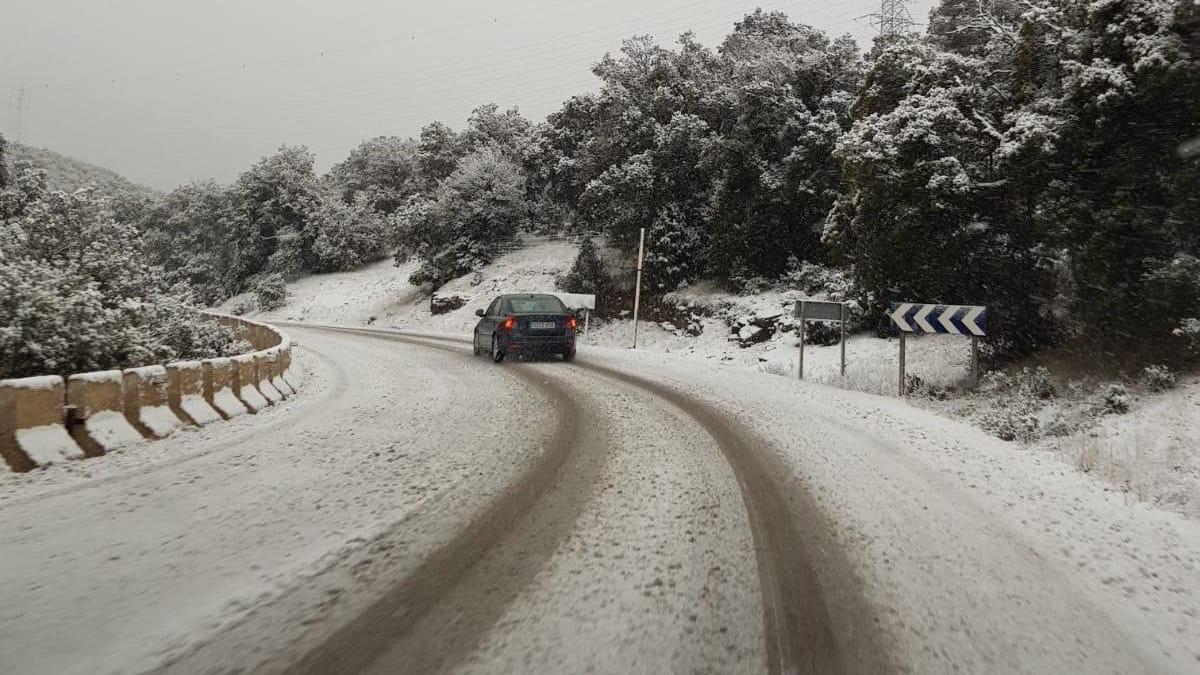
left=506, top=296, right=567, bottom=314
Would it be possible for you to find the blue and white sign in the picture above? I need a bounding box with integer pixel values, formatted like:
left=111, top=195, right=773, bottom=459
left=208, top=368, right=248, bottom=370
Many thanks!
left=889, top=303, right=987, bottom=336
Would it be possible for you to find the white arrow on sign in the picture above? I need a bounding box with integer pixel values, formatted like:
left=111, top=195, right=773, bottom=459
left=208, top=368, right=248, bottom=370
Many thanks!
left=964, top=306, right=986, bottom=336
left=890, top=303, right=914, bottom=331
left=915, top=304, right=937, bottom=333
left=938, top=305, right=963, bottom=335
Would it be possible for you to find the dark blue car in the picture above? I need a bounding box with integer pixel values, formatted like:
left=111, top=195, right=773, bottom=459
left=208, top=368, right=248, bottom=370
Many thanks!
left=472, top=294, right=577, bottom=362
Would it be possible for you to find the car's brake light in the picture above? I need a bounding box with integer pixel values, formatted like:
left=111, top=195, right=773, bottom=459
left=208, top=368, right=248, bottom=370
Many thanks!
left=503, top=316, right=517, bottom=330
left=567, top=316, right=577, bottom=330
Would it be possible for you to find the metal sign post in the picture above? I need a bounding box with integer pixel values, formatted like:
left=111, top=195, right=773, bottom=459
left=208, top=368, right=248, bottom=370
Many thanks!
left=888, top=302, right=989, bottom=397
left=798, top=318, right=806, bottom=379
left=840, top=303, right=847, bottom=376
left=793, top=299, right=850, bottom=380
left=631, top=228, right=646, bottom=350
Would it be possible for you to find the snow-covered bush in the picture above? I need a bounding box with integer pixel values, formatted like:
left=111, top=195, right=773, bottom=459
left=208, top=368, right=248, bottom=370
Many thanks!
left=980, top=367, right=1056, bottom=400
left=254, top=274, right=288, bottom=311
left=229, top=299, right=254, bottom=317
left=974, top=401, right=1040, bottom=443
left=1098, top=384, right=1131, bottom=416
left=906, top=374, right=950, bottom=401
left=1175, top=318, right=1200, bottom=354
left=782, top=258, right=856, bottom=301
left=968, top=367, right=1059, bottom=442
left=1139, top=365, right=1177, bottom=393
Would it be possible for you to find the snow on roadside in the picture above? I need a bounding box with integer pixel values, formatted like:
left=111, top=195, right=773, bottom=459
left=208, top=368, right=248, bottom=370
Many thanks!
left=1033, top=374, right=1200, bottom=521
left=580, top=345, right=1200, bottom=671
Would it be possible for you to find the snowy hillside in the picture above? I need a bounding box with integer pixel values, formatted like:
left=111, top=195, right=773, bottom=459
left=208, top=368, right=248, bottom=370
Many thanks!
left=5, top=142, right=158, bottom=198
left=222, top=237, right=580, bottom=333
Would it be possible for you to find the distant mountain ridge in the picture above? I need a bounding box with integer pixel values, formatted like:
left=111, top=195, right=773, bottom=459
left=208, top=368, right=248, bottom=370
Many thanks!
left=5, top=142, right=159, bottom=199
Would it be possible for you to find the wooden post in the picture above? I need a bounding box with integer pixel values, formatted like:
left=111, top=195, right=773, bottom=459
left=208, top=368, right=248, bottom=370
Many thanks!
left=898, top=331, right=907, bottom=397
left=798, top=304, right=806, bottom=380
left=631, top=228, right=646, bottom=350
left=839, top=303, right=847, bottom=377
left=584, top=308, right=590, bottom=335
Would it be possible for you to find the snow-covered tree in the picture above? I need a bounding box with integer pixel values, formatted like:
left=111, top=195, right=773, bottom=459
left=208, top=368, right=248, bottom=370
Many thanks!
left=416, top=122, right=464, bottom=190
left=408, top=145, right=528, bottom=288
left=326, top=136, right=420, bottom=214
left=224, top=145, right=323, bottom=284
left=558, top=237, right=614, bottom=308
left=141, top=181, right=233, bottom=305
left=308, top=195, right=390, bottom=272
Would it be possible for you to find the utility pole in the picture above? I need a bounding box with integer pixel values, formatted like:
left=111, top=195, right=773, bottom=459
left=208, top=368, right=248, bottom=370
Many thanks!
left=872, top=0, right=915, bottom=42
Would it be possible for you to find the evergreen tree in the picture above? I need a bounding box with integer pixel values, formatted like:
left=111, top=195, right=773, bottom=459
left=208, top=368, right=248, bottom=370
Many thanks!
left=558, top=238, right=613, bottom=305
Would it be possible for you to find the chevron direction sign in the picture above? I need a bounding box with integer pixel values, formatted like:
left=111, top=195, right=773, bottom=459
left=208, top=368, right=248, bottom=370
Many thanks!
left=888, top=303, right=988, bottom=337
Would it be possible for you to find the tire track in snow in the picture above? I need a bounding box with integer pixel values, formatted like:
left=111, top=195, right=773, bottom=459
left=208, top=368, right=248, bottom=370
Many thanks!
left=574, top=360, right=895, bottom=675
left=282, top=327, right=607, bottom=675
left=288, top=325, right=893, bottom=674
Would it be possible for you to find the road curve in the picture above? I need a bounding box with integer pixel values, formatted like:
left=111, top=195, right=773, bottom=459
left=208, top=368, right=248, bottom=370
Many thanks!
left=275, top=324, right=890, bottom=675
left=3, top=322, right=1180, bottom=675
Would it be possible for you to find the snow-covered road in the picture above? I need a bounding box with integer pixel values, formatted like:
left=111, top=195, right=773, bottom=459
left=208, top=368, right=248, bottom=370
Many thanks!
left=2, top=324, right=1197, bottom=674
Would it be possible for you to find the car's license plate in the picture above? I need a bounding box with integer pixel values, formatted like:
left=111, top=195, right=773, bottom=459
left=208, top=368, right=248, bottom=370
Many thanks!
left=530, top=321, right=556, bottom=330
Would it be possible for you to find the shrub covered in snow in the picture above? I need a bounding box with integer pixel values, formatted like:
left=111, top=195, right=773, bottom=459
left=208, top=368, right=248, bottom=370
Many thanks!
left=973, top=400, right=1040, bottom=443
left=1098, top=384, right=1131, bottom=416
left=782, top=258, right=857, bottom=302
left=0, top=168, right=244, bottom=379
left=979, top=367, right=1057, bottom=401
left=1139, top=365, right=1177, bottom=393
left=254, top=274, right=289, bottom=312
left=964, top=367, right=1060, bottom=442
left=1176, top=318, right=1200, bottom=354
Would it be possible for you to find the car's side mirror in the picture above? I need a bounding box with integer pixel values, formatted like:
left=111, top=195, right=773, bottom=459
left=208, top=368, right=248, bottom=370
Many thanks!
left=475, top=309, right=485, bottom=317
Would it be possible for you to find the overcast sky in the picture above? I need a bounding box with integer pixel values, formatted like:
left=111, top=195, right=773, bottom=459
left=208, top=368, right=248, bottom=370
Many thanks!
left=2, top=0, right=934, bottom=190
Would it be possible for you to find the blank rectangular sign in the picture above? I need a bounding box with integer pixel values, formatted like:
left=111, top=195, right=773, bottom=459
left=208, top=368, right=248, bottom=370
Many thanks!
left=553, top=293, right=597, bottom=310
left=795, top=300, right=845, bottom=322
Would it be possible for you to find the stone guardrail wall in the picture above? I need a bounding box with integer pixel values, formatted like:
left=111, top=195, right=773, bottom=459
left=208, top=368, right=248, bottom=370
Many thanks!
left=0, top=315, right=297, bottom=473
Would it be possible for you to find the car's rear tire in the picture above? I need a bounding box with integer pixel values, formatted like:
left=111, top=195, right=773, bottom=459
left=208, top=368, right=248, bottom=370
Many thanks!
left=562, top=347, right=576, bottom=362
left=490, top=334, right=505, bottom=363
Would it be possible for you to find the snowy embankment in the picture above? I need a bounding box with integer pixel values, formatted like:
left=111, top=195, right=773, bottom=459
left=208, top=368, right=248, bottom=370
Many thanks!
left=228, top=239, right=1200, bottom=522
left=582, top=346, right=1200, bottom=671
